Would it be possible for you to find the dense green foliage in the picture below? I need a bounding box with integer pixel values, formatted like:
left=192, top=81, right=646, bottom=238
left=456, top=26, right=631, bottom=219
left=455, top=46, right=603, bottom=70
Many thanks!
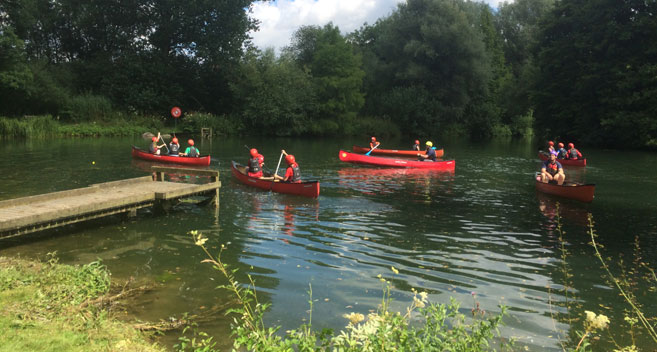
left=533, top=0, right=657, bottom=148
left=1, top=0, right=655, bottom=146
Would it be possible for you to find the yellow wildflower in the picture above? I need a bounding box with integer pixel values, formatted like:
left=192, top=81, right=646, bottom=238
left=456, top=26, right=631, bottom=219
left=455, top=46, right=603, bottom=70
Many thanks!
left=413, top=296, right=426, bottom=308
left=342, top=312, right=365, bottom=325
left=195, top=235, right=208, bottom=246
left=391, top=266, right=399, bottom=274
left=584, top=310, right=609, bottom=331
left=419, top=291, right=428, bottom=302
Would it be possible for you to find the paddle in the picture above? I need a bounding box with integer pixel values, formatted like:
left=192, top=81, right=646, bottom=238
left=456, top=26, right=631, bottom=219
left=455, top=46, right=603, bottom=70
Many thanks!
left=157, top=132, right=170, bottom=154
left=142, top=132, right=172, bottom=140
left=273, top=150, right=285, bottom=181
left=365, top=143, right=379, bottom=156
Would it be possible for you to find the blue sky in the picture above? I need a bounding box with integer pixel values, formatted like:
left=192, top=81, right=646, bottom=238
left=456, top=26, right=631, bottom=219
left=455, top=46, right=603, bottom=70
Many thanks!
left=250, top=0, right=507, bottom=51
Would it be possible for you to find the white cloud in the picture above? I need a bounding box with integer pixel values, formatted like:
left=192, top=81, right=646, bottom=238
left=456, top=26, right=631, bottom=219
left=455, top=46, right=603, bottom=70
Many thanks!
left=249, top=0, right=509, bottom=52
left=250, top=0, right=405, bottom=51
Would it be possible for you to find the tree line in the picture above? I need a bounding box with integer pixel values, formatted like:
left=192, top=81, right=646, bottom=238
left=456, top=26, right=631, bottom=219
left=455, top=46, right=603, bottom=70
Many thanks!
left=1, top=0, right=655, bottom=147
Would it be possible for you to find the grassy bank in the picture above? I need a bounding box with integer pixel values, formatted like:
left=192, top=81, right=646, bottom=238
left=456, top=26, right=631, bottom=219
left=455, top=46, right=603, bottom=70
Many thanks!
left=0, top=114, right=532, bottom=139
left=0, top=256, right=164, bottom=352
left=0, top=115, right=161, bottom=138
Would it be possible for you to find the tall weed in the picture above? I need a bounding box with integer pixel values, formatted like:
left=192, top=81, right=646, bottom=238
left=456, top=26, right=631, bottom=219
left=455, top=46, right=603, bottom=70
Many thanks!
left=182, top=230, right=510, bottom=352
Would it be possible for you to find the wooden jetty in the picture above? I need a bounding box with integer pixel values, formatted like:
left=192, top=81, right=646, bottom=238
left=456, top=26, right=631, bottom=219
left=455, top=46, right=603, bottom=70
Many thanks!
left=0, top=166, right=220, bottom=239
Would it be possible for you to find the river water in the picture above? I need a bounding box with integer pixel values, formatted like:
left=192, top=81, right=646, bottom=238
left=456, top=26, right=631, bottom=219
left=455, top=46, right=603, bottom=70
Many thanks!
left=1, top=136, right=656, bottom=350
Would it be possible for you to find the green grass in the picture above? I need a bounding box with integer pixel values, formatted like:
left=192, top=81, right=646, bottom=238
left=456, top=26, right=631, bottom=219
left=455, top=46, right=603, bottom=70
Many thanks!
left=0, top=115, right=163, bottom=138
left=0, top=256, right=165, bottom=352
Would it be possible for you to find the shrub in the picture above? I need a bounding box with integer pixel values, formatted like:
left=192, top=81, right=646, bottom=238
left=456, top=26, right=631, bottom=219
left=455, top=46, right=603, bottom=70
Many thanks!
left=60, top=94, right=115, bottom=122
left=174, top=112, right=243, bottom=136
left=509, top=110, right=534, bottom=137
left=0, top=115, right=59, bottom=138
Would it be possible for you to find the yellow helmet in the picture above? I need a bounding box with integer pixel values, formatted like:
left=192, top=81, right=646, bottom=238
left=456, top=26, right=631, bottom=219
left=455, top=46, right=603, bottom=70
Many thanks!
left=425, top=141, right=433, bottom=147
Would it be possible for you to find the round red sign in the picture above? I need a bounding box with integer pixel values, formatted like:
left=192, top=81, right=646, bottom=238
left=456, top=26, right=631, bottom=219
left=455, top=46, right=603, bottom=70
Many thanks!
left=170, top=106, right=182, bottom=118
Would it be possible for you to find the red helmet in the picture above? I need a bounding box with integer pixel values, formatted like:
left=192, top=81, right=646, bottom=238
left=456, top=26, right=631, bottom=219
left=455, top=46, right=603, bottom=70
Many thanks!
left=371, top=137, right=376, bottom=142
left=172, top=137, right=178, bottom=144
left=285, top=154, right=295, bottom=164
left=152, top=137, right=158, bottom=142
left=415, top=140, right=420, bottom=144
left=548, top=141, right=554, bottom=146
left=188, top=139, right=194, bottom=146
left=250, top=148, right=258, bottom=157
left=558, top=142, right=564, bottom=148
left=568, top=143, right=574, bottom=148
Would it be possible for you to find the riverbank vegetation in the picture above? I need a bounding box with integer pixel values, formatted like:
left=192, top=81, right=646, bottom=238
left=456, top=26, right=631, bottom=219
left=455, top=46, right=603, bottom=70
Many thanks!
left=2, top=217, right=655, bottom=351
left=1, top=0, right=655, bottom=146
left=549, top=208, right=657, bottom=351
left=183, top=230, right=512, bottom=351
left=0, top=255, right=164, bottom=351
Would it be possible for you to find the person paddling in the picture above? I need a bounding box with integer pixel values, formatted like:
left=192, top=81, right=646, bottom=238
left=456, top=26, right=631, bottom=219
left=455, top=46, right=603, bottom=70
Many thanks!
left=180, top=139, right=199, bottom=157
left=275, top=150, right=301, bottom=183
left=417, top=141, right=437, bottom=161
left=541, top=151, right=565, bottom=185
left=412, top=139, right=421, bottom=151
left=247, top=148, right=264, bottom=178
left=547, top=141, right=555, bottom=154
left=168, top=137, right=180, bottom=156
left=149, top=133, right=166, bottom=155
left=370, top=137, right=380, bottom=150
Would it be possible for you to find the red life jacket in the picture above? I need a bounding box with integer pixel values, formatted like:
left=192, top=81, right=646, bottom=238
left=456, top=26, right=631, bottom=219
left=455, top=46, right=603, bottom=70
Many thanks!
left=545, top=161, right=560, bottom=176
left=288, top=163, right=300, bottom=183
left=568, top=148, right=581, bottom=159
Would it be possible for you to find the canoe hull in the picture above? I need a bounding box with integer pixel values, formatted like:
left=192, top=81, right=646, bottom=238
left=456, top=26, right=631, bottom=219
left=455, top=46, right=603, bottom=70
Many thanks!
left=231, top=161, right=320, bottom=198
left=339, top=150, right=455, bottom=170
left=353, top=145, right=445, bottom=158
left=132, top=146, right=211, bottom=166
left=534, top=174, right=595, bottom=202
left=538, top=152, right=586, bottom=166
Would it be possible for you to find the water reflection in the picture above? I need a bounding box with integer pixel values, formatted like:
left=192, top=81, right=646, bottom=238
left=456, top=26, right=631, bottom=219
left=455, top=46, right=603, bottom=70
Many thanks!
left=337, top=167, right=454, bottom=198
left=537, top=192, right=591, bottom=228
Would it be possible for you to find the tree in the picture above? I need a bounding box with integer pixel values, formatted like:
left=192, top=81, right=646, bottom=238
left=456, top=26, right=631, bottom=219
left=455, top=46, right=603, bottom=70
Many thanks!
left=286, top=24, right=365, bottom=134
left=533, top=0, right=657, bottom=147
left=0, top=0, right=259, bottom=116
left=230, top=48, right=317, bottom=135
left=0, top=28, right=34, bottom=115
left=495, top=0, right=555, bottom=131
left=355, top=0, right=489, bottom=136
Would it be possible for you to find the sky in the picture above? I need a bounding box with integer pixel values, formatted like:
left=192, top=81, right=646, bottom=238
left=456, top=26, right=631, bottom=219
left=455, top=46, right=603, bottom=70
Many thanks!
left=249, top=0, right=506, bottom=51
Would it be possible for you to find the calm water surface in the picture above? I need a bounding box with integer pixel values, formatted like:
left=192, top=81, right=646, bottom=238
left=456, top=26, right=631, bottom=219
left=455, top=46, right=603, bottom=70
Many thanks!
left=1, top=136, right=656, bottom=350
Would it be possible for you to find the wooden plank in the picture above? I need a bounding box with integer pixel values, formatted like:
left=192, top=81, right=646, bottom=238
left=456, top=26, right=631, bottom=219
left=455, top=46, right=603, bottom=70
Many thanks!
left=0, top=186, right=99, bottom=209
left=0, top=174, right=222, bottom=237
left=0, top=203, right=152, bottom=239
left=154, top=182, right=221, bottom=200
left=0, top=193, right=156, bottom=231
left=90, top=176, right=153, bottom=188
left=151, top=166, right=219, bottom=178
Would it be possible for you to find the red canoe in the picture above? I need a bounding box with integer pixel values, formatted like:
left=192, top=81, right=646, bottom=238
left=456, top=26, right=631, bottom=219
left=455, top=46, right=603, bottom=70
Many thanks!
left=132, top=146, right=211, bottom=166
left=538, top=151, right=586, bottom=166
left=231, top=161, right=320, bottom=198
left=534, top=173, right=595, bottom=202
left=353, top=145, right=445, bottom=158
left=339, top=150, right=455, bottom=170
